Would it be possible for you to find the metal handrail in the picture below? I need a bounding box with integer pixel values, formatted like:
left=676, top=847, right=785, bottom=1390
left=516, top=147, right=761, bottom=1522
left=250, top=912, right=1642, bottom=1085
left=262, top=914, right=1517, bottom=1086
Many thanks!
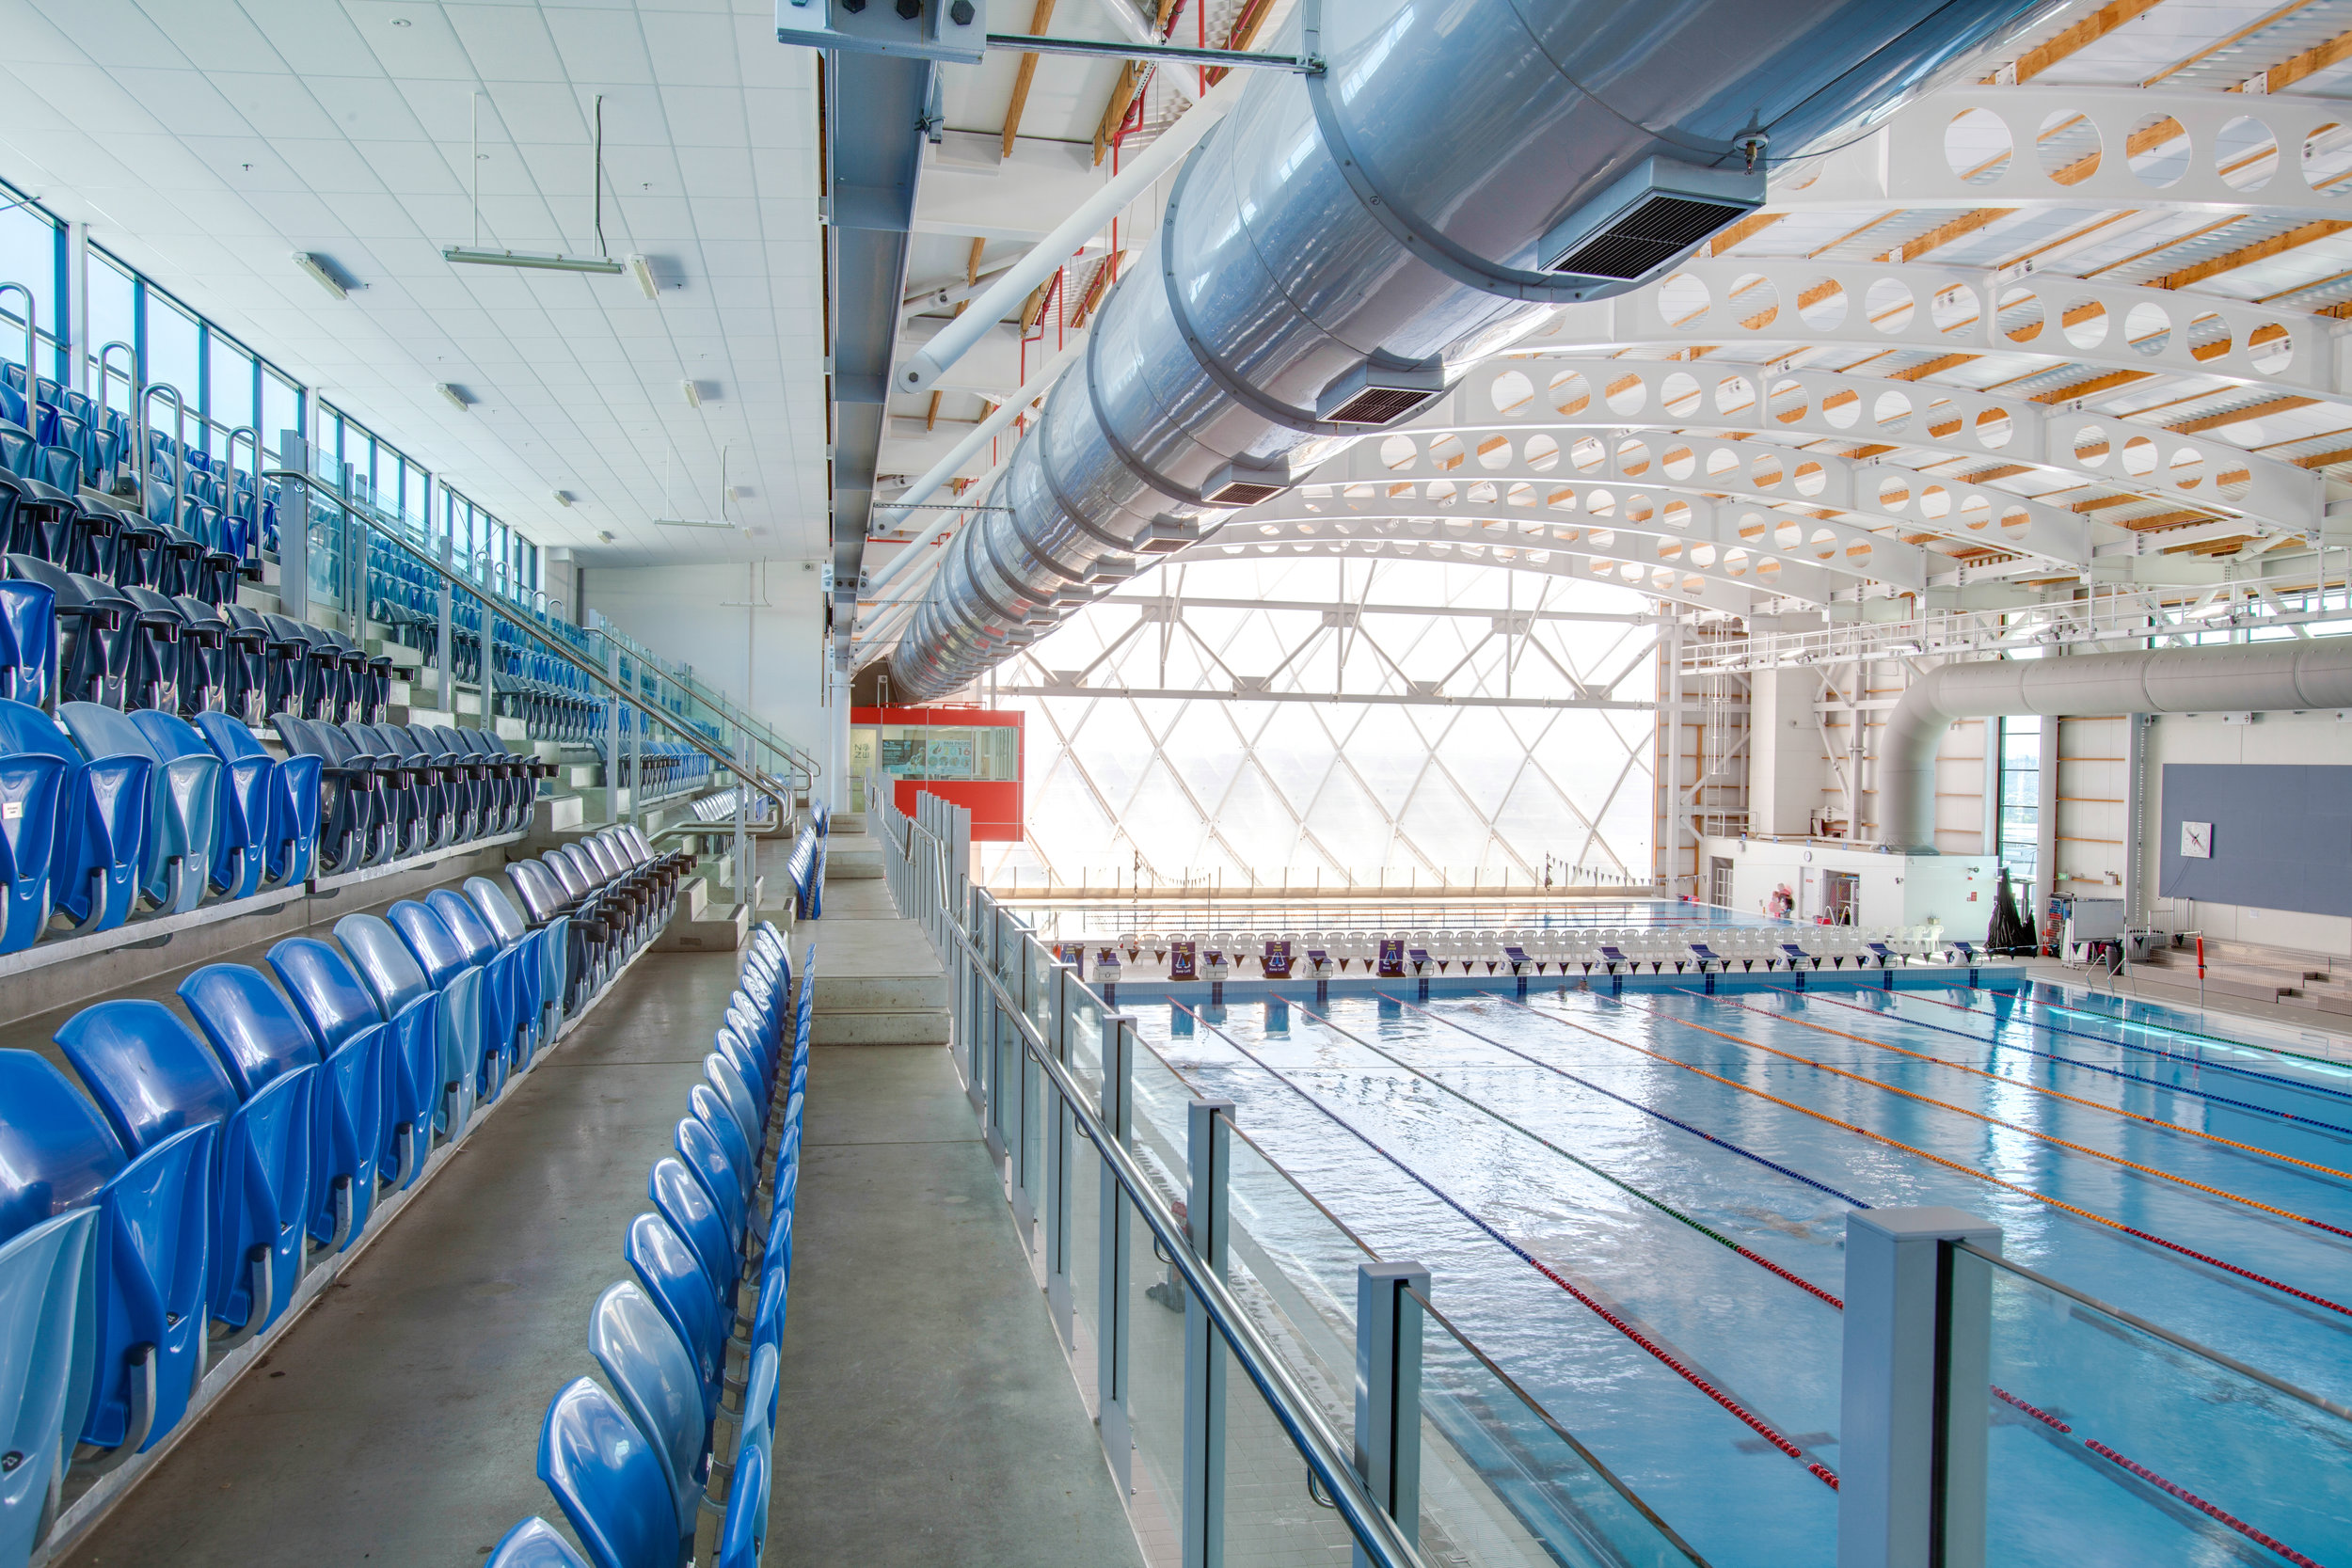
left=1952, top=1241, right=2352, bottom=1423
left=267, top=464, right=798, bottom=834
left=594, top=619, right=820, bottom=785
left=887, top=801, right=1430, bottom=1568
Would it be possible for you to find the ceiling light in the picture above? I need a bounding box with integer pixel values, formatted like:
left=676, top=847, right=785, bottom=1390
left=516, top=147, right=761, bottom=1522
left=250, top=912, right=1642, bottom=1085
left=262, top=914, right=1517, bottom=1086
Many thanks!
left=552, top=489, right=575, bottom=507
left=681, top=380, right=703, bottom=410
left=596, top=530, right=615, bottom=544
left=293, top=251, right=354, bottom=299
left=437, top=383, right=473, bottom=411
left=629, top=255, right=659, bottom=300
left=442, top=245, right=625, bottom=275
left=653, top=516, right=732, bottom=530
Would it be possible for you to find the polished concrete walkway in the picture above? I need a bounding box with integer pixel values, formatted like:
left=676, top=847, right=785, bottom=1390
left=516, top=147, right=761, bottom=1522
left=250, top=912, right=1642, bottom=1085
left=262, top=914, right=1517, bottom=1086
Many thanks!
left=772, top=1045, right=1142, bottom=1568
left=54, top=865, right=1140, bottom=1567
left=57, top=944, right=741, bottom=1568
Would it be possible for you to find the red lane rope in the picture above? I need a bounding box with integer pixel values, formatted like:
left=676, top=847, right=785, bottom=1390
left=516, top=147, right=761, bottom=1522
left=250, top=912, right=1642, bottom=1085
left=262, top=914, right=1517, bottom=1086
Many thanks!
left=2084, top=1443, right=2327, bottom=1568
left=1166, top=998, right=1842, bottom=1489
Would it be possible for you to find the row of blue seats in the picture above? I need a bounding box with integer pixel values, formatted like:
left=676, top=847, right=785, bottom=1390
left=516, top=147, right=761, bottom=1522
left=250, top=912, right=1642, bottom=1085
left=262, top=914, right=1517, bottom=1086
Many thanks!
left=0, top=365, right=274, bottom=545
left=492, top=923, right=812, bottom=1568
left=0, top=854, right=676, bottom=1566
left=785, top=816, right=827, bottom=921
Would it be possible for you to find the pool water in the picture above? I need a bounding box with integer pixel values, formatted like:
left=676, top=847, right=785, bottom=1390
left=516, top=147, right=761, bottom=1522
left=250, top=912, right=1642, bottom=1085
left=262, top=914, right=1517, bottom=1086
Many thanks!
left=1127, top=978, right=2352, bottom=1568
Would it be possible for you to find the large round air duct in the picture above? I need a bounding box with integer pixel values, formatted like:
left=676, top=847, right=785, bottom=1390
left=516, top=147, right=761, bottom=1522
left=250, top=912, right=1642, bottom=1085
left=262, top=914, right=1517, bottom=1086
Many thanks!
left=885, top=0, right=2062, bottom=702
left=1881, top=641, right=2352, bottom=851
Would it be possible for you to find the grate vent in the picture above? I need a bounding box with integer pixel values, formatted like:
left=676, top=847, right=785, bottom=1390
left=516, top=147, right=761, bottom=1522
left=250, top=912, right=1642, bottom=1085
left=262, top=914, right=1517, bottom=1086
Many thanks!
left=1201, top=479, right=1285, bottom=507
left=1324, top=385, right=1439, bottom=425
left=1549, top=193, right=1746, bottom=281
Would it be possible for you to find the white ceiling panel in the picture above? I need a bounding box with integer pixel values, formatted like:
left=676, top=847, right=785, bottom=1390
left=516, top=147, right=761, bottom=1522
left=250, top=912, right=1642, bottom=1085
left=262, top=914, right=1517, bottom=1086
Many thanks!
left=0, top=0, right=828, bottom=566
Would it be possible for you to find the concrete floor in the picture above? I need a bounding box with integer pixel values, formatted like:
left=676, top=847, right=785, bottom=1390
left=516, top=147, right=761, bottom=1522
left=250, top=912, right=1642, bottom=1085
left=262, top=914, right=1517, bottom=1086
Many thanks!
left=772, top=1044, right=1142, bottom=1568
left=57, top=946, right=741, bottom=1568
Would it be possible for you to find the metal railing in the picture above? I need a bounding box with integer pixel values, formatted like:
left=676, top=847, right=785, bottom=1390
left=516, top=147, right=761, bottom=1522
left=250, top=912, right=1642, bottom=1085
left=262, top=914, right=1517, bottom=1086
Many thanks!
left=882, top=792, right=1431, bottom=1568
left=267, top=464, right=799, bottom=836
left=593, top=619, right=819, bottom=791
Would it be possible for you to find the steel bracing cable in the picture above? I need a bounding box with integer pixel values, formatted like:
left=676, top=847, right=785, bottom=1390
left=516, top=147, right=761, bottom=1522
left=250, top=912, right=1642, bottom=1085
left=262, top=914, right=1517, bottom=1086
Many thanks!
left=1791, top=988, right=2352, bottom=1142
left=1494, top=993, right=2352, bottom=1321
left=1164, top=999, right=1843, bottom=1488
left=1669, top=992, right=2352, bottom=1240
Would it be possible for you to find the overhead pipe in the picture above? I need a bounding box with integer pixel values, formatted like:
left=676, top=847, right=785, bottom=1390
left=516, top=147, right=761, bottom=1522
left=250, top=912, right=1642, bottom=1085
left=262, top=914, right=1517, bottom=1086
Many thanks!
left=1880, top=641, right=2352, bottom=851
left=884, top=0, right=2061, bottom=703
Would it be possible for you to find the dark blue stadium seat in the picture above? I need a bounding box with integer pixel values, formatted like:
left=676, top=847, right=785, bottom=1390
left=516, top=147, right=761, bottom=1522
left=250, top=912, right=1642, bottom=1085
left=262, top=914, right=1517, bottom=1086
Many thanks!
left=131, top=709, right=263, bottom=900
left=0, top=695, right=148, bottom=936
left=649, top=1157, right=735, bottom=1309
left=588, top=1281, right=707, bottom=1553
left=333, top=913, right=447, bottom=1188
left=0, top=574, right=53, bottom=706
left=429, top=887, right=530, bottom=1073
left=675, top=1117, right=747, bottom=1266
left=60, top=702, right=219, bottom=917
left=536, top=1377, right=679, bottom=1568
left=625, top=1213, right=725, bottom=1434
left=485, top=1517, right=592, bottom=1568
left=192, top=711, right=320, bottom=890
left=0, top=1053, right=211, bottom=1470
left=0, top=738, right=64, bottom=956
left=262, top=939, right=390, bottom=1252
left=387, top=898, right=501, bottom=1108
left=55, top=999, right=312, bottom=1349
left=0, top=1208, right=97, bottom=1568
left=268, top=714, right=389, bottom=874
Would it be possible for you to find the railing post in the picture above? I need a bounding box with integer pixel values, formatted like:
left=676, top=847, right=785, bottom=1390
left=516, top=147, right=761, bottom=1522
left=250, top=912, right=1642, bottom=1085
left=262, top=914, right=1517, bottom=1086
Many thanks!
left=278, top=430, right=310, bottom=622
left=604, top=642, right=623, bottom=824
left=1097, top=1011, right=1136, bottom=1496
left=1355, top=1260, right=1429, bottom=1568
left=984, top=903, right=1009, bottom=1160
left=629, top=690, right=644, bottom=829
left=436, top=533, right=455, bottom=716
left=1043, top=963, right=1077, bottom=1341
left=1837, top=1209, right=1999, bottom=1568
left=1182, top=1099, right=1235, bottom=1568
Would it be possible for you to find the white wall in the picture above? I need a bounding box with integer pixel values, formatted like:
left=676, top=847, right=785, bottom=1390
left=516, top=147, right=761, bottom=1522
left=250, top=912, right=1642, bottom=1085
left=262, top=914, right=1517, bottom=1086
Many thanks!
left=1702, top=835, right=1994, bottom=931
left=2140, top=710, right=2352, bottom=956
left=580, top=561, right=830, bottom=762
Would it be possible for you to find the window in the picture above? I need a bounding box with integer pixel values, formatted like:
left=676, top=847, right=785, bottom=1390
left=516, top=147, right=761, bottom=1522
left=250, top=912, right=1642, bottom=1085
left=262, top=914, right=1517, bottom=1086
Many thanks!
left=207, top=335, right=256, bottom=455
left=145, top=296, right=199, bottom=410
left=0, top=197, right=58, bottom=368
left=262, top=368, right=301, bottom=457
left=86, top=255, right=135, bottom=407
left=1995, top=714, right=2041, bottom=909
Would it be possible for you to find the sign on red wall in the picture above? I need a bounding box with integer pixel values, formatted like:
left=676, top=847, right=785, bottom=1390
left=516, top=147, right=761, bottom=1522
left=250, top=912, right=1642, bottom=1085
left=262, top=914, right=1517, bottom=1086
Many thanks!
left=851, top=705, right=1025, bottom=842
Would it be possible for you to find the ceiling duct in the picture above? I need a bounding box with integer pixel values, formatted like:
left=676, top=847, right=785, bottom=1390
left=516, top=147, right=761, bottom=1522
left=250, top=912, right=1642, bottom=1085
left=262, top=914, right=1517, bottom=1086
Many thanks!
left=882, top=0, right=2065, bottom=702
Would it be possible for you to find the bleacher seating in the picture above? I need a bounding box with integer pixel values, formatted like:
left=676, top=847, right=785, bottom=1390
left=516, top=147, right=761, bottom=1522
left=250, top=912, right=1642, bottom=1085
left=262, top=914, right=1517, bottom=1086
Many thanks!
left=0, top=819, right=704, bottom=1567
left=491, top=922, right=809, bottom=1568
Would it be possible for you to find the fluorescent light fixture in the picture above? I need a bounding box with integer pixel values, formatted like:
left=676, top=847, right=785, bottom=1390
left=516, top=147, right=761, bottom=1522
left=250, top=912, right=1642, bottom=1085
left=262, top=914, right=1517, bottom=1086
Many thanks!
left=294, top=251, right=354, bottom=299
left=552, top=489, right=575, bottom=507
left=437, top=383, right=473, bottom=411
left=653, top=516, right=732, bottom=529
left=441, top=245, right=625, bottom=275
left=629, top=254, right=659, bottom=300
left=681, top=380, right=703, bottom=410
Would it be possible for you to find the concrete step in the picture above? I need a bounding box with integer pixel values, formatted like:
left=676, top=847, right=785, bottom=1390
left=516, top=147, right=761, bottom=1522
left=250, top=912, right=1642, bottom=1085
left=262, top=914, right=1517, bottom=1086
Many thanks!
left=814, top=972, right=948, bottom=1012
left=804, top=912, right=950, bottom=1046
left=825, top=842, right=883, bottom=880
left=809, top=1009, right=949, bottom=1046
left=656, top=876, right=749, bottom=953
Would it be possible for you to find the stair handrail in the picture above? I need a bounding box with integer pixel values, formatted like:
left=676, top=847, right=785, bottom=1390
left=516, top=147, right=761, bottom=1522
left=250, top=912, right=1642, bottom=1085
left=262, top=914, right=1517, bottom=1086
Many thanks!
left=589, top=619, right=820, bottom=785
left=264, top=464, right=807, bottom=832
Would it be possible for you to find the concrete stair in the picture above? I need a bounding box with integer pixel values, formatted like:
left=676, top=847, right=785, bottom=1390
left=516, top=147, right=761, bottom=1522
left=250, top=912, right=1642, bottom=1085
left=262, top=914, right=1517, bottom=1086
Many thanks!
left=2137, top=939, right=2352, bottom=1016
left=803, top=878, right=950, bottom=1045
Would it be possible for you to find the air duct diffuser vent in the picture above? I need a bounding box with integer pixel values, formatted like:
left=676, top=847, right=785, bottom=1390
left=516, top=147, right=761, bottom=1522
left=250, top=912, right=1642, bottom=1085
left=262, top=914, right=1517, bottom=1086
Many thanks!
left=1539, top=156, right=1763, bottom=283
left=1315, top=360, right=1450, bottom=426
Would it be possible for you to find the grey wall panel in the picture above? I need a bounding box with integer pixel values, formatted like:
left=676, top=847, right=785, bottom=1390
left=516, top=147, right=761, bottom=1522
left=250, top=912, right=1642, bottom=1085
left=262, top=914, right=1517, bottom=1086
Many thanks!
left=2159, top=764, right=2352, bottom=917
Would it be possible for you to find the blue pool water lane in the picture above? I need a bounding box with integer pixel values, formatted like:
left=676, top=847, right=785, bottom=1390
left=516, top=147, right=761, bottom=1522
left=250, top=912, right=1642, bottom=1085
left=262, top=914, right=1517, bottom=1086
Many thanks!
left=1130, top=980, right=2352, bottom=1568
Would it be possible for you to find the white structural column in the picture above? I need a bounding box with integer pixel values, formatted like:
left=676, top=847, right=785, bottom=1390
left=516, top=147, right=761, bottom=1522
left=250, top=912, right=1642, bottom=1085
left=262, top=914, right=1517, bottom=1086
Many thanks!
left=1838, top=1208, right=2000, bottom=1568
left=828, top=665, right=853, bottom=814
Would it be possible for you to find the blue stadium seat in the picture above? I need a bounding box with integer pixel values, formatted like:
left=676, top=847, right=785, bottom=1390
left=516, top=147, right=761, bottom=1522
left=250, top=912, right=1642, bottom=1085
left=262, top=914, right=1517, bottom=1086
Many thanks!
left=0, top=1053, right=210, bottom=1471
left=675, top=1118, right=747, bottom=1265
left=465, top=876, right=565, bottom=1046
left=333, top=914, right=446, bottom=1189
left=485, top=1517, right=592, bottom=1568
left=263, top=939, right=389, bottom=1252
left=429, top=887, right=528, bottom=1074
left=715, top=1440, right=767, bottom=1568
left=587, top=1281, right=707, bottom=1549
left=130, top=709, right=264, bottom=900
left=0, top=1208, right=98, bottom=1568
left=688, top=1085, right=755, bottom=1210
left=0, top=695, right=148, bottom=936
left=387, top=898, right=498, bottom=1113
left=0, top=575, right=53, bottom=706
left=267, top=715, right=389, bottom=873
left=535, top=1377, right=679, bottom=1568
left=58, top=702, right=218, bottom=917
left=193, top=711, right=320, bottom=890
left=56, top=999, right=313, bottom=1347
left=0, top=737, right=64, bottom=956
left=649, top=1158, right=736, bottom=1308
left=624, top=1213, right=725, bottom=1433
left=703, top=1053, right=763, bottom=1157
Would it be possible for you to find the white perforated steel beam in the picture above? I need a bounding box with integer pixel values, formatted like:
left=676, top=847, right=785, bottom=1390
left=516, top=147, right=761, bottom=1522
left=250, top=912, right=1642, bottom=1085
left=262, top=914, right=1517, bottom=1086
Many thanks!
left=1300, top=431, right=2109, bottom=569
left=1772, top=86, right=2352, bottom=225
left=1430, top=358, right=2320, bottom=536
left=1536, top=259, right=2336, bottom=396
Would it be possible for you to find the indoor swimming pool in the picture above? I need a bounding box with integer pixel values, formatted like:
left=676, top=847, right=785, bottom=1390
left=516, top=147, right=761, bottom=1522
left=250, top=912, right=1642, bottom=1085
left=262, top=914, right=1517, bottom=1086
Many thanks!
left=1107, top=977, right=2352, bottom=1568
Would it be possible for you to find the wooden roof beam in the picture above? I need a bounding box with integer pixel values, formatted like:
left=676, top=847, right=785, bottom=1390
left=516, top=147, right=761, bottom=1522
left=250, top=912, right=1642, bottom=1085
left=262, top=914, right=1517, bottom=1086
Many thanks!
left=1000, top=0, right=1057, bottom=160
